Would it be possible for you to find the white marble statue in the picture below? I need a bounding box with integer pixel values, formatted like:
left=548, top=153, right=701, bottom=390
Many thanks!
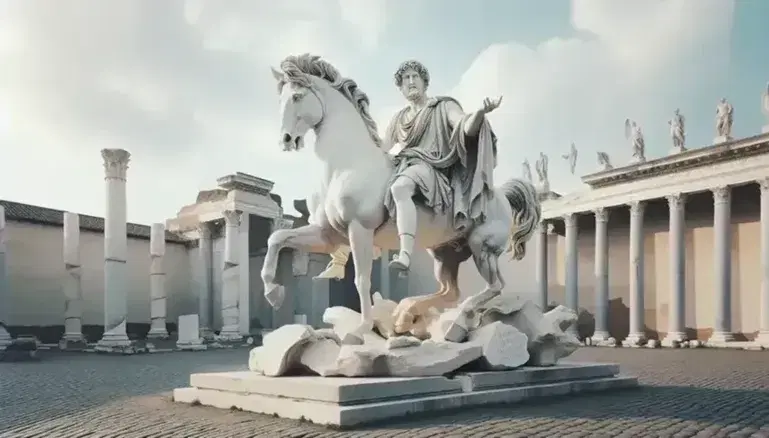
left=522, top=159, right=532, bottom=182
left=535, top=152, right=549, bottom=191
left=597, top=151, right=613, bottom=171
left=762, top=83, right=769, bottom=130
left=624, top=118, right=646, bottom=163
left=262, top=54, right=541, bottom=341
left=715, top=97, right=734, bottom=139
left=668, top=109, right=686, bottom=152
left=561, top=142, right=577, bottom=175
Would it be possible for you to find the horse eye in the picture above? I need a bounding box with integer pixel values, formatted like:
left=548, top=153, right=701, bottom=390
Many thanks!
left=292, top=93, right=303, bottom=102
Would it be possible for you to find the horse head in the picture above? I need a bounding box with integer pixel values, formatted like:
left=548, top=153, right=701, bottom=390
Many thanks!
left=271, top=66, right=324, bottom=152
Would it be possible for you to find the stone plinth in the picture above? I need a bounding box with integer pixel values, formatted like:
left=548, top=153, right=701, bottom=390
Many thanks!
left=174, top=362, right=637, bottom=428
left=714, top=135, right=733, bottom=144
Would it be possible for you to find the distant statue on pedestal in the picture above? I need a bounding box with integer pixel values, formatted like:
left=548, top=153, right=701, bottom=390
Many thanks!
left=597, top=151, right=613, bottom=171
left=624, top=118, right=646, bottom=164
left=715, top=98, right=734, bottom=142
left=522, top=159, right=533, bottom=182
left=668, top=109, right=686, bottom=154
left=762, top=83, right=769, bottom=134
left=561, top=142, right=578, bottom=175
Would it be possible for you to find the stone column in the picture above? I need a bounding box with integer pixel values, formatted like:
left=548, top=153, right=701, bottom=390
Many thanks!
left=147, top=223, right=169, bottom=339
left=61, top=212, right=85, bottom=345
left=591, top=208, right=610, bottom=343
left=708, top=186, right=734, bottom=344
left=535, top=221, right=549, bottom=310
left=219, top=209, right=242, bottom=340
left=197, top=222, right=214, bottom=339
left=757, top=179, right=769, bottom=346
left=95, top=149, right=133, bottom=352
left=0, top=205, right=11, bottom=348
left=237, top=213, right=250, bottom=336
left=662, top=194, right=687, bottom=347
left=624, top=200, right=647, bottom=346
left=564, top=213, right=579, bottom=336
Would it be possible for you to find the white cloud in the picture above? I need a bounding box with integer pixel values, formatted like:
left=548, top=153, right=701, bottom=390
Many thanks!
left=0, top=0, right=384, bottom=224
left=451, top=0, right=735, bottom=193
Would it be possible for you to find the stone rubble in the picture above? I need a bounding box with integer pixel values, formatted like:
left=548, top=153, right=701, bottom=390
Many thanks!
left=247, top=289, right=582, bottom=378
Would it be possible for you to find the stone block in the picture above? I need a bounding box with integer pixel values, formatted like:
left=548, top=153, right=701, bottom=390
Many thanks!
left=175, top=362, right=637, bottom=428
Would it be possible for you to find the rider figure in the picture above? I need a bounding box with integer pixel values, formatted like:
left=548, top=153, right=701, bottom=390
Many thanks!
left=316, top=60, right=501, bottom=279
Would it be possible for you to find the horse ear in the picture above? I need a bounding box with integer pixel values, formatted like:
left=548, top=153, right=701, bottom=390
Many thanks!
left=270, top=67, right=283, bottom=82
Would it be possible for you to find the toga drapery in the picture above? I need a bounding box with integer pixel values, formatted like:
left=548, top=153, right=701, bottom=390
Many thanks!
left=382, top=96, right=498, bottom=232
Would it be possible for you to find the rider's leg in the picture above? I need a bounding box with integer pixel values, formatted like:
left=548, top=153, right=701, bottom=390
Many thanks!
left=389, top=176, right=418, bottom=271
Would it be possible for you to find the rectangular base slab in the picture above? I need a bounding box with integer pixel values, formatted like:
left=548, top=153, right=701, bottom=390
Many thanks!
left=173, top=362, right=638, bottom=428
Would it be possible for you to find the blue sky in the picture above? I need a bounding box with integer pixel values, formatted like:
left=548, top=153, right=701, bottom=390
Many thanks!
left=0, top=0, right=764, bottom=223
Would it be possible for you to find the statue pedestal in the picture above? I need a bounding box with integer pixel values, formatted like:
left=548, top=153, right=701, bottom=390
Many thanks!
left=713, top=135, right=733, bottom=144
left=628, top=156, right=646, bottom=165
left=173, top=363, right=637, bottom=428
left=762, top=125, right=769, bottom=134
left=668, top=146, right=687, bottom=155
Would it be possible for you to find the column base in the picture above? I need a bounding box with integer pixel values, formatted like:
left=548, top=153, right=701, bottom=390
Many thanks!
left=590, top=331, right=616, bottom=347
left=622, top=332, right=647, bottom=347
left=59, top=333, right=88, bottom=350
left=707, top=331, right=735, bottom=346
left=147, top=329, right=170, bottom=340
left=661, top=332, right=687, bottom=348
left=199, top=327, right=215, bottom=341
left=216, top=326, right=243, bottom=342
left=176, top=339, right=208, bottom=351
left=94, top=333, right=136, bottom=354
left=753, top=331, right=769, bottom=346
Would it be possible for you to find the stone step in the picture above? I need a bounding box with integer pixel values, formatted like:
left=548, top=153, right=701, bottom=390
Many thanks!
left=173, top=362, right=637, bottom=428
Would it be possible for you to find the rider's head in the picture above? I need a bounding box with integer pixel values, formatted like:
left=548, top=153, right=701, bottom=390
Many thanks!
left=394, top=60, right=429, bottom=102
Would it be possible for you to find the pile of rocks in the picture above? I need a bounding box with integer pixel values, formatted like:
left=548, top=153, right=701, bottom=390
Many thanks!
left=248, top=290, right=581, bottom=378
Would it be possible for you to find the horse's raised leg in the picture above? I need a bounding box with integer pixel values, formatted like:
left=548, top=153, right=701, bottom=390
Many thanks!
left=467, top=229, right=506, bottom=297
left=347, top=221, right=375, bottom=339
left=261, top=224, right=326, bottom=309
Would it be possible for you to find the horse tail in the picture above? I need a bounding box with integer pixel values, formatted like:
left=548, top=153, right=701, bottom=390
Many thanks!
left=498, top=178, right=541, bottom=260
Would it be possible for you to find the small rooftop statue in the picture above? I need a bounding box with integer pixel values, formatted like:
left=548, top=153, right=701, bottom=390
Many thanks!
left=762, top=83, right=769, bottom=133
left=522, top=159, right=533, bottom=182
left=668, top=109, right=686, bottom=154
left=624, top=118, right=646, bottom=164
left=715, top=97, right=734, bottom=142
left=561, top=142, right=578, bottom=175
left=535, top=152, right=549, bottom=193
left=597, top=151, right=613, bottom=171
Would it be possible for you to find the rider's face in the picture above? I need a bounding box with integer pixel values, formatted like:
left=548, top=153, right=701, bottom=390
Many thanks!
left=399, top=69, right=426, bottom=101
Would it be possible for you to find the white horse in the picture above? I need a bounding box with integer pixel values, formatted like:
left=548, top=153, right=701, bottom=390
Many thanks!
left=261, top=54, right=541, bottom=339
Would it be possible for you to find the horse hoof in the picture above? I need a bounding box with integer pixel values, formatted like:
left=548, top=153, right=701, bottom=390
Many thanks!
left=388, top=259, right=410, bottom=273
left=265, top=284, right=285, bottom=309
left=313, top=265, right=345, bottom=281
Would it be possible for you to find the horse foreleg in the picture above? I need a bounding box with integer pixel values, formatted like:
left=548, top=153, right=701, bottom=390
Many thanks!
left=261, top=224, right=326, bottom=309
left=347, top=221, right=375, bottom=340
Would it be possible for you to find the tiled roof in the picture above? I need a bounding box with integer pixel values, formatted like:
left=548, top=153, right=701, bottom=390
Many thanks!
left=0, top=200, right=188, bottom=244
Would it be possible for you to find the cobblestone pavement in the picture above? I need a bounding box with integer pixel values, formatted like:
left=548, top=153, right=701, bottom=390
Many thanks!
left=2, top=347, right=769, bottom=438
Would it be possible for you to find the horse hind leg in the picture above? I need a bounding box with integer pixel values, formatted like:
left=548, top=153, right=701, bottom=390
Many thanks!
left=468, top=230, right=506, bottom=300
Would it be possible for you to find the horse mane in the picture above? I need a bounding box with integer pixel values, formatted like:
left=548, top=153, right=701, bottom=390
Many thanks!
left=277, top=54, right=382, bottom=148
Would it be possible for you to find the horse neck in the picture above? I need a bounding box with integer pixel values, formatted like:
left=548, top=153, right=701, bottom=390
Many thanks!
left=312, top=81, right=382, bottom=169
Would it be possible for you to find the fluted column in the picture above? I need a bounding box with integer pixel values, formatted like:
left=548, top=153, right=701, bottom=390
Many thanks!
left=96, top=149, right=132, bottom=352
left=662, top=194, right=687, bottom=346
left=62, top=212, right=85, bottom=344
left=758, top=179, right=769, bottom=346
left=564, top=213, right=579, bottom=336
left=0, top=205, right=11, bottom=348
left=197, top=222, right=214, bottom=339
left=219, top=209, right=242, bottom=340
left=708, top=186, right=734, bottom=344
left=624, top=201, right=647, bottom=346
left=147, top=223, right=169, bottom=339
left=535, top=221, right=549, bottom=310
left=591, top=208, right=610, bottom=342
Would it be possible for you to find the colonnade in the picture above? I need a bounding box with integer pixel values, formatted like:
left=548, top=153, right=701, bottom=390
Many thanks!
left=535, top=181, right=769, bottom=346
